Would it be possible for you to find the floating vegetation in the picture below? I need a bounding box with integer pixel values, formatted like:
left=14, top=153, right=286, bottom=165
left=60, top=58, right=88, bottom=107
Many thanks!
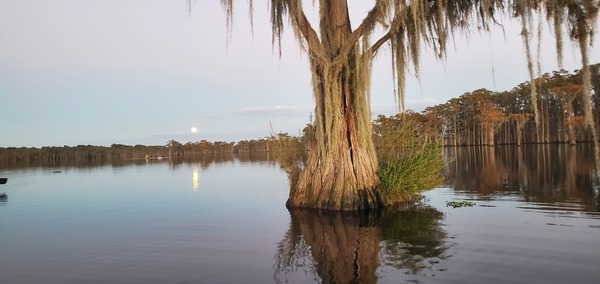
left=446, top=201, right=476, bottom=208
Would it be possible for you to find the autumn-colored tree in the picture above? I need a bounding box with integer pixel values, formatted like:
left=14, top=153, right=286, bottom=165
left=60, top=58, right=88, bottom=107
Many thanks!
left=471, top=89, right=506, bottom=146
left=167, top=140, right=183, bottom=157
left=493, top=90, right=531, bottom=145
left=509, top=113, right=530, bottom=146
left=417, top=64, right=600, bottom=147
left=551, top=84, right=584, bottom=144
left=422, top=107, right=444, bottom=144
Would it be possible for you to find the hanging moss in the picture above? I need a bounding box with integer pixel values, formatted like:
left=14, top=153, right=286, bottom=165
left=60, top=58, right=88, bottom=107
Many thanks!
left=519, top=13, right=541, bottom=136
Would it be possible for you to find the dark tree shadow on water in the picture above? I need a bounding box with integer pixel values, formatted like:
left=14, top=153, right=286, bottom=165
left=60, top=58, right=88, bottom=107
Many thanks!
left=273, top=205, right=448, bottom=284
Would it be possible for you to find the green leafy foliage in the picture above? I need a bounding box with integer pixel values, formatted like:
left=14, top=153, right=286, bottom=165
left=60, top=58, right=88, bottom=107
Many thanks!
left=374, top=115, right=444, bottom=205
left=378, top=140, right=444, bottom=204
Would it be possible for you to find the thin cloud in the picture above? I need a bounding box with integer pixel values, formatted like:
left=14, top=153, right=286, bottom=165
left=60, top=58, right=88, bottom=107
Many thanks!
left=237, top=105, right=310, bottom=116
left=372, top=98, right=440, bottom=114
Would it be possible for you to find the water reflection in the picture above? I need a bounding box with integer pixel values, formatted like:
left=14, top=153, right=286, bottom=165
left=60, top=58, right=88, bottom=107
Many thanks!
left=236, top=152, right=275, bottom=166
left=192, top=166, right=199, bottom=191
left=444, top=144, right=600, bottom=212
left=274, top=206, right=447, bottom=283
left=0, top=153, right=275, bottom=171
left=379, top=207, right=447, bottom=274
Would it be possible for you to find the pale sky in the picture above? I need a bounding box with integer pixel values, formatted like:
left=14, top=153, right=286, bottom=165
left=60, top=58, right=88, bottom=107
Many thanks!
left=1, top=1, right=598, bottom=147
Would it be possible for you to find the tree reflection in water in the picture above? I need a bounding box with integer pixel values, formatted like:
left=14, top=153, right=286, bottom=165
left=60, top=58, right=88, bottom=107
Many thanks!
left=274, top=205, right=447, bottom=283
left=443, top=144, right=600, bottom=211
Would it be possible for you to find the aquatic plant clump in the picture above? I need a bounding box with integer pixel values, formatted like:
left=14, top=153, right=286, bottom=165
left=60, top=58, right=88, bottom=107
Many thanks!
left=378, top=141, right=444, bottom=205
left=373, top=115, right=445, bottom=204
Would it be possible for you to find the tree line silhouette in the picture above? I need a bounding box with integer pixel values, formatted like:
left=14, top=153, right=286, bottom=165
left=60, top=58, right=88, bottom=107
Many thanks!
left=0, top=140, right=252, bottom=164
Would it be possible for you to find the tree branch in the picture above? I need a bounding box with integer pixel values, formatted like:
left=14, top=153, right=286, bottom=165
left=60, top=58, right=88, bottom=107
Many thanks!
left=367, top=7, right=409, bottom=57
left=288, top=0, right=326, bottom=62
left=332, top=1, right=408, bottom=65
left=369, top=32, right=393, bottom=56
left=332, top=1, right=382, bottom=65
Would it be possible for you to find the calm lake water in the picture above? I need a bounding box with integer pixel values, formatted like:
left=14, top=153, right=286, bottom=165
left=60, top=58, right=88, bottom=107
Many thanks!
left=1, top=146, right=599, bottom=283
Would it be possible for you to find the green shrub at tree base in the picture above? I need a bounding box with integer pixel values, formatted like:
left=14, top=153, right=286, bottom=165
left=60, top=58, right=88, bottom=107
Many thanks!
left=378, top=140, right=444, bottom=205
left=374, top=115, right=444, bottom=205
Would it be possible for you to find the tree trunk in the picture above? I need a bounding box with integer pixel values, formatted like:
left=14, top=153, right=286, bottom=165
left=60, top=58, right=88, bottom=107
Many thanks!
left=286, top=0, right=381, bottom=211
left=286, top=63, right=381, bottom=210
left=567, top=122, right=577, bottom=145
left=487, top=127, right=495, bottom=146
left=516, top=125, right=523, bottom=146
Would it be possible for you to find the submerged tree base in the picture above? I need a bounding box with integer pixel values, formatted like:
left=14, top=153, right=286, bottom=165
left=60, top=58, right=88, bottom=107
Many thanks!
left=285, top=188, right=385, bottom=211
left=284, top=153, right=384, bottom=210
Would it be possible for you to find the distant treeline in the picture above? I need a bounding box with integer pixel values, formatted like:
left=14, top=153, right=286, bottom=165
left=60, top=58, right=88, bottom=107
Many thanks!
left=0, top=139, right=273, bottom=164
left=410, top=63, right=600, bottom=146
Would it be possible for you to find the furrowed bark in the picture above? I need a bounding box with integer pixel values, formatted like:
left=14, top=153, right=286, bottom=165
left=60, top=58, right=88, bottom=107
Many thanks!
left=286, top=0, right=381, bottom=210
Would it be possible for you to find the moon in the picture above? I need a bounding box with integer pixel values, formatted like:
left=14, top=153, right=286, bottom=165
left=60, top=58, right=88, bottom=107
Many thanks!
left=191, top=127, right=198, bottom=133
